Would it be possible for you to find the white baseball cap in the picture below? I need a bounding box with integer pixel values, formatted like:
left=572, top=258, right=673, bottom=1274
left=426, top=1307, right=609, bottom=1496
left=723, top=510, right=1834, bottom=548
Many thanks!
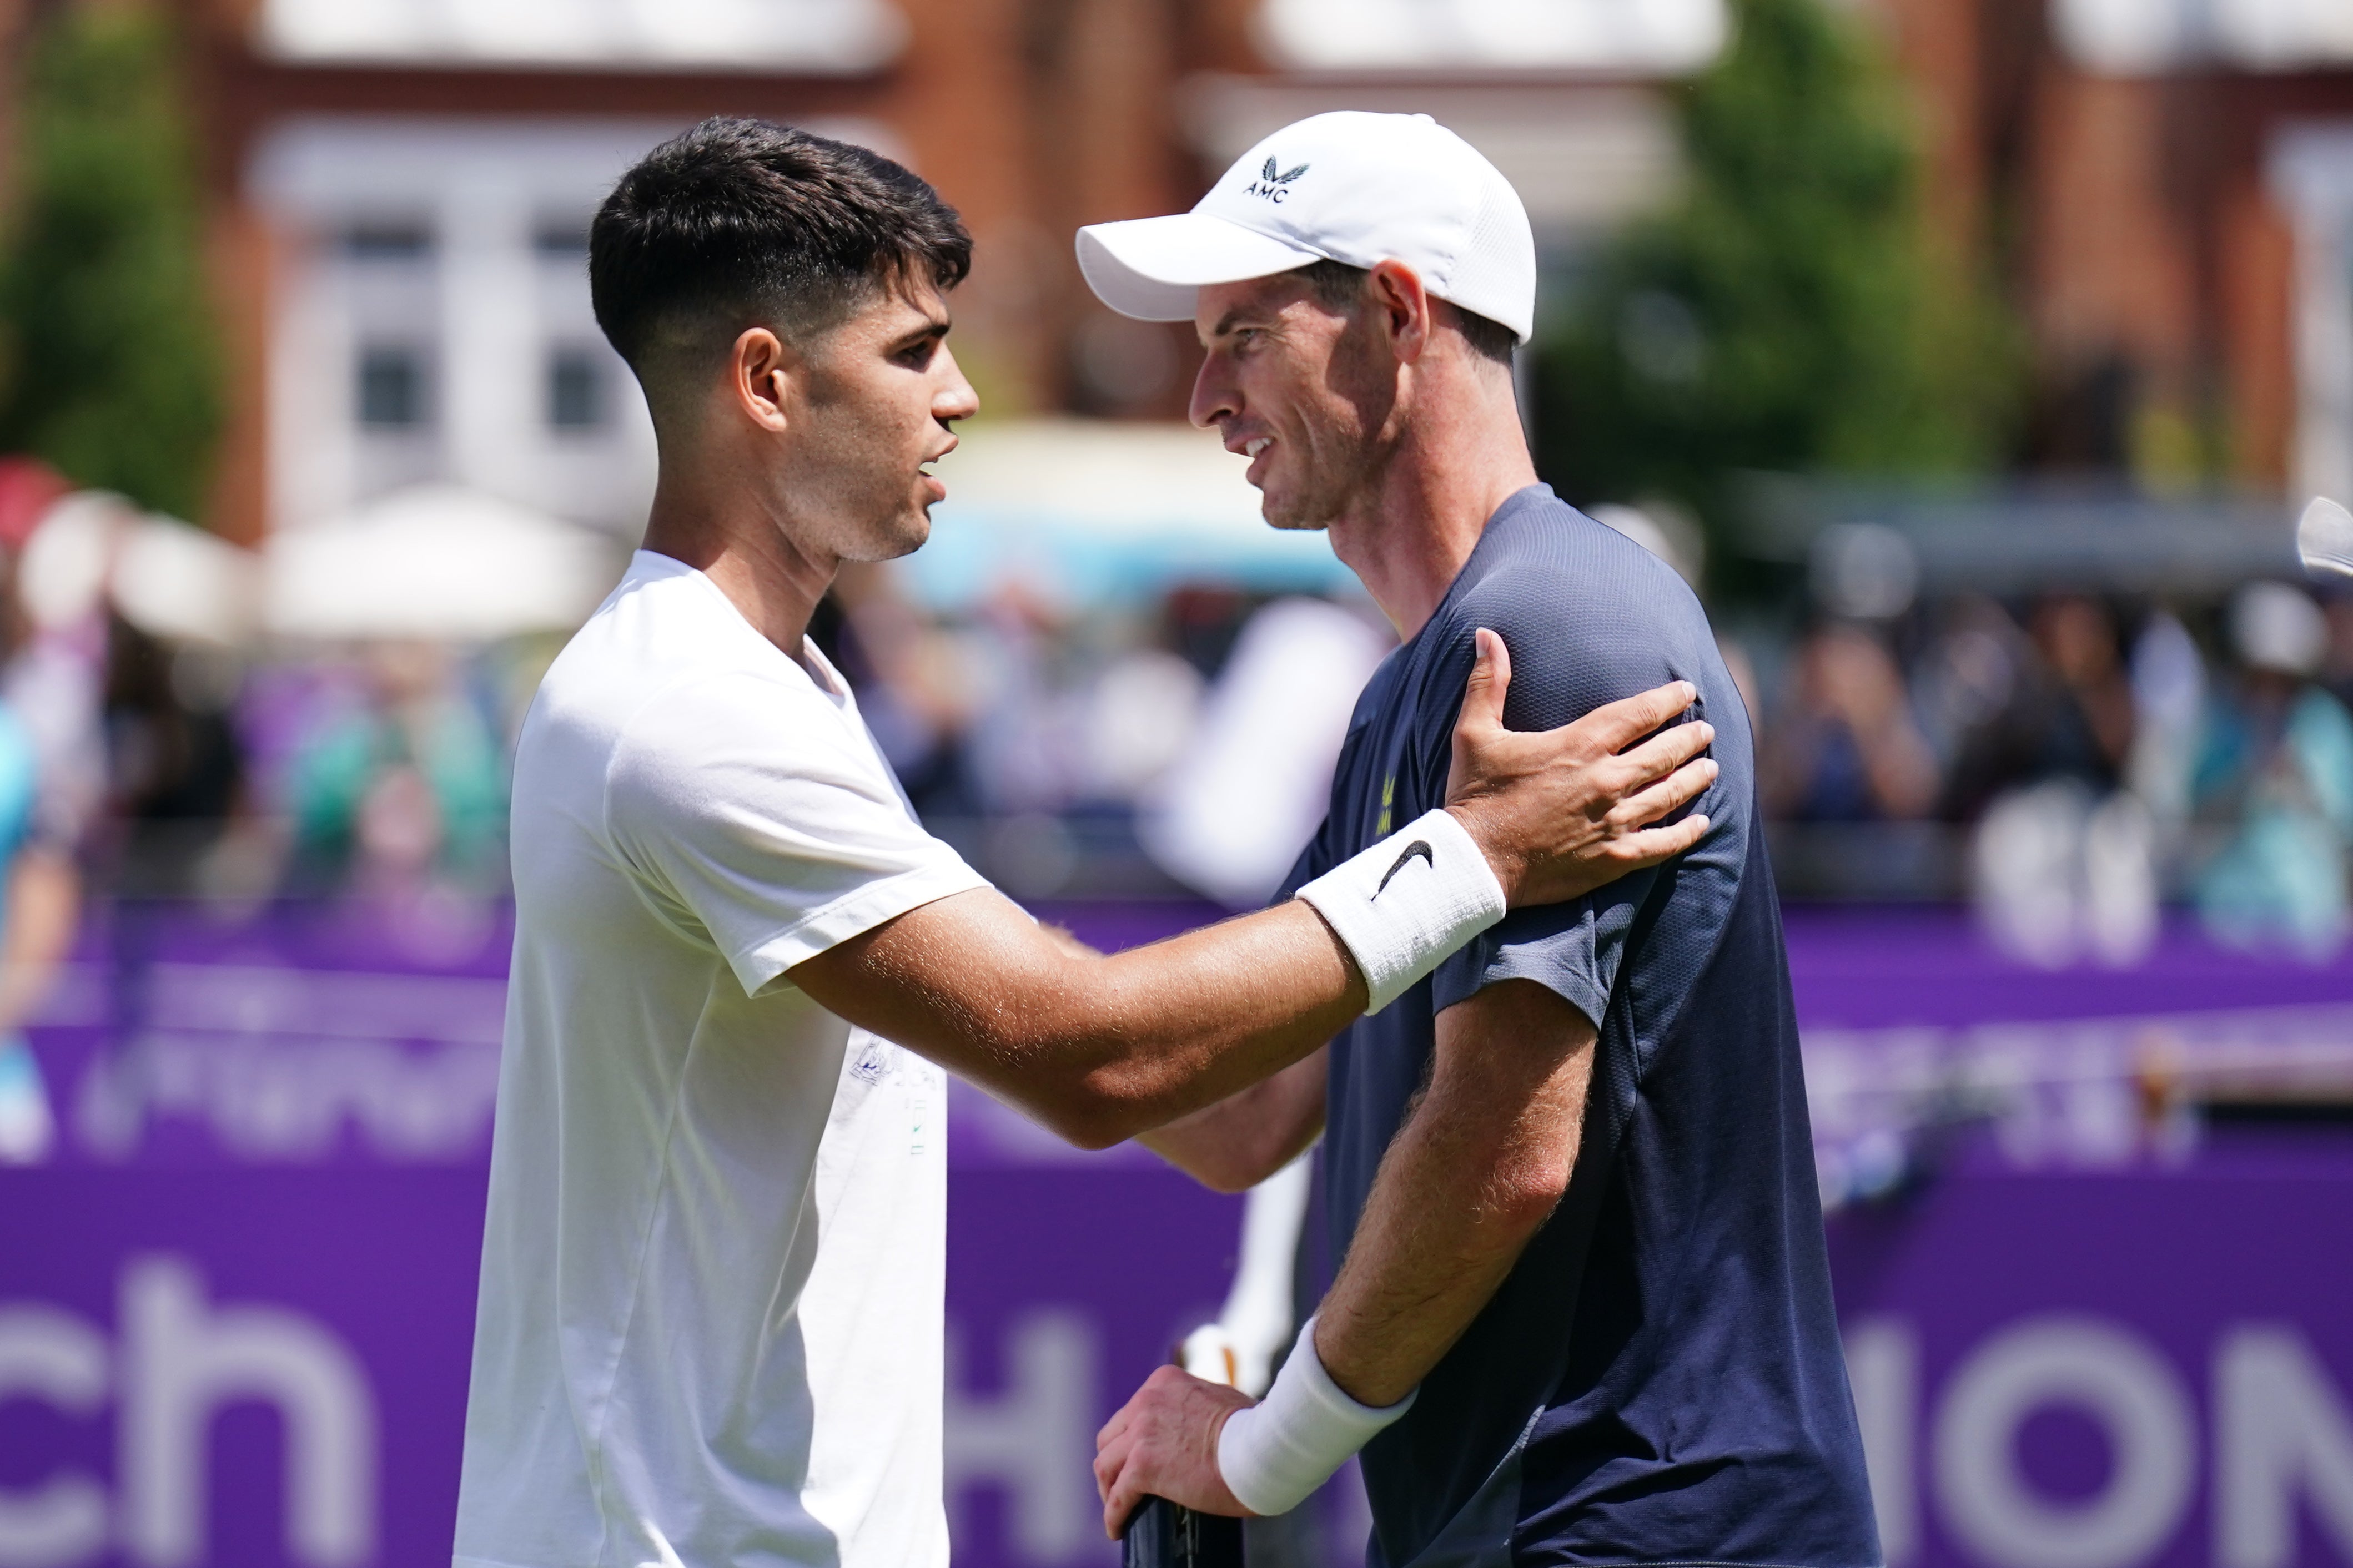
left=1076, top=111, right=1537, bottom=344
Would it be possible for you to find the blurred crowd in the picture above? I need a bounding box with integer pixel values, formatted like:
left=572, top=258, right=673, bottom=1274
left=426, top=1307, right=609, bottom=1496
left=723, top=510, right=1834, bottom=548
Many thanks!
left=0, top=465, right=2341, bottom=1162
left=819, top=540, right=2353, bottom=976
left=818, top=524, right=2353, bottom=973
left=1753, top=582, right=2353, bottom=963
left=0, top=466, right=2341, bottom=1158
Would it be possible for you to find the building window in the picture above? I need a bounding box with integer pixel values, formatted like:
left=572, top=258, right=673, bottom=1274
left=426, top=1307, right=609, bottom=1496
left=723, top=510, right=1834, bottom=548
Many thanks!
left=344, top=223, right=431, bottom=261
left=547, top=346, right=604, bottom=431
left=357, top=344, right=428, bottom=428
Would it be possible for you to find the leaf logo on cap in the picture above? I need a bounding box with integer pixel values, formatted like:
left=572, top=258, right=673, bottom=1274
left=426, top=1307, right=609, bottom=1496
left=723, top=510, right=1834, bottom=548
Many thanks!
left=1246, top=157, right=1310, bottom=203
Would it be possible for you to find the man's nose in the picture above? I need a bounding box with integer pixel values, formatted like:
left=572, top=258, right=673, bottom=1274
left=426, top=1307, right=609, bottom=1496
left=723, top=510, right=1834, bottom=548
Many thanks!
left=1188, top=352, right=1233, bottom=431
left=935, top=345, right=981, bottom=421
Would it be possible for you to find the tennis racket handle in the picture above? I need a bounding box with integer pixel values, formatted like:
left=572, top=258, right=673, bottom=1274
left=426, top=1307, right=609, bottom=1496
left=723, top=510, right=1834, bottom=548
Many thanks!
left=1120, top=1496, right=1245, bottom=1568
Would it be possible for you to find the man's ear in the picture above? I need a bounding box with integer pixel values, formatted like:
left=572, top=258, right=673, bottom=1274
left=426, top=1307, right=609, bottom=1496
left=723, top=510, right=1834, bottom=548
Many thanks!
left=1366, top=260, right=1434, bottom=365
left=730, top=326, right=795, bottom=433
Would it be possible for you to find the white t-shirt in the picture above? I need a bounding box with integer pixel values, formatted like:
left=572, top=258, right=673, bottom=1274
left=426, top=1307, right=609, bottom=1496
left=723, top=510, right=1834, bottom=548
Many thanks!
left=455, top=551, right=989, bottom=1568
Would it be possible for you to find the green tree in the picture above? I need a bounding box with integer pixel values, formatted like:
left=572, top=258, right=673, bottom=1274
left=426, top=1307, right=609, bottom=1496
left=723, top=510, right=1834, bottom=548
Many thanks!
left=1537, top=0, right=2018, bottom=553
left=0, top=2, right=222, bottom=521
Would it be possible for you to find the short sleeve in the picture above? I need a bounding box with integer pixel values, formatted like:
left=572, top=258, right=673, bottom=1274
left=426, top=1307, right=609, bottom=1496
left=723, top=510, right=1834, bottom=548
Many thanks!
left=605, top=673, right=989, bottom=996
left=1421, top=564, right=1698, bottom=1032
left=1432, top=868, right=1657, bottom=1032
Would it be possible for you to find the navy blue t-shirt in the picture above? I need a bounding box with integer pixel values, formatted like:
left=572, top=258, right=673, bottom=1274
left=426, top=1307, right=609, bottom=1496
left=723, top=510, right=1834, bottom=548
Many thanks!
left=1284, top=487, right=1877, bottom=1568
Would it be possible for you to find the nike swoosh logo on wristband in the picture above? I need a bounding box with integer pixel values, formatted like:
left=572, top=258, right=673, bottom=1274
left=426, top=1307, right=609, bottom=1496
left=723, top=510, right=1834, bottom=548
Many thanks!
left=1375, top=839, right=1434, bottom=896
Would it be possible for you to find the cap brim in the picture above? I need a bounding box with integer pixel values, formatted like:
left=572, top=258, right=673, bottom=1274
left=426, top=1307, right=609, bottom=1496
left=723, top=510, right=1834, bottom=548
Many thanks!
left=1077, top=213, right=1325, bottom=323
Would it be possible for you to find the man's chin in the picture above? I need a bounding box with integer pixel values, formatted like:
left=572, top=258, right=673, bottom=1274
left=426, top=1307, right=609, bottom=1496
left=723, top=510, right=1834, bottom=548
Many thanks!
left=1258, top=493, right=1332, bottom=533
left=854, top=508, right=932, bottom=563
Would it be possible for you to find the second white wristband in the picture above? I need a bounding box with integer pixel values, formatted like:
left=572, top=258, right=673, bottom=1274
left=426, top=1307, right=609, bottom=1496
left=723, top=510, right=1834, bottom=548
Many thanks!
left=1295, top=808, right=1506, bottom=1014
left=1216, top=1315, right=1415, bottom=1517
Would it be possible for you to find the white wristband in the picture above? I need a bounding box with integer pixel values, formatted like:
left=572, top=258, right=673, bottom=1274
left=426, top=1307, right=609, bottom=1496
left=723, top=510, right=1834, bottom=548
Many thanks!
left=1215, top=1316, right=1415, bottom=1517
left=1295, top=808, right=1506, bottom=1014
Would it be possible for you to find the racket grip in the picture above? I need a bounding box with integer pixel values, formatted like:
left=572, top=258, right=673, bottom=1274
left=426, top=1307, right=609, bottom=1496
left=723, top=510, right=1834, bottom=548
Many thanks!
left=1120, top=1495, right=1245, bottom=1568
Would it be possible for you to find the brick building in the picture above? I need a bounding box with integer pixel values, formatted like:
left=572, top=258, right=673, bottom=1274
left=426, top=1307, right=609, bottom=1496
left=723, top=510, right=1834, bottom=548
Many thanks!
left=39, top=0, right=2353, bottom=541
left=159, top=0, right=1708, bottom=543
left=1873, top=0, right=2353, bottom=498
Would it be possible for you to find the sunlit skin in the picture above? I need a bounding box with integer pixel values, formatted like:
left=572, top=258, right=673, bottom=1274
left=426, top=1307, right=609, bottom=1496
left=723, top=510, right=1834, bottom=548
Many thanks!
left=1189, top=260, right=1538, bottom=641
left=637, top=275, right=978, bottom=656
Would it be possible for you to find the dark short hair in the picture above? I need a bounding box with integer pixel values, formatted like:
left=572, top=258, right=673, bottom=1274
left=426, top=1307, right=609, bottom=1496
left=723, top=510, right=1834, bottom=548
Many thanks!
left=1295, top=258, right=1518, bottom=366
left=589, top=117, right=972, bottom=375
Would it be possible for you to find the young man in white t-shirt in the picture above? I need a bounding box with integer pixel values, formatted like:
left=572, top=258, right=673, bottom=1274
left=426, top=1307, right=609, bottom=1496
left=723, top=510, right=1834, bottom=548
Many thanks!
left=453, top=118, right=1718, bottom=1568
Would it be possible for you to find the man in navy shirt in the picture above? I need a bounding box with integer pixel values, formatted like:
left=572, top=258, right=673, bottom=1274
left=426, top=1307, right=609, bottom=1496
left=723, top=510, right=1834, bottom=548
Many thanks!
left=1082, top=113, right=1878, bottom=1566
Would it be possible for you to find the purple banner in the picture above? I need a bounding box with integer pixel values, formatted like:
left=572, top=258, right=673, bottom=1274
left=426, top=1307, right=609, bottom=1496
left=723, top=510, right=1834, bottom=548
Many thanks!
left=1, top=901, right=2350, bottom=1568
left=1827, top=1136, right=2353, bottom=1568
left=0, top=1170, right=486, bottom=1568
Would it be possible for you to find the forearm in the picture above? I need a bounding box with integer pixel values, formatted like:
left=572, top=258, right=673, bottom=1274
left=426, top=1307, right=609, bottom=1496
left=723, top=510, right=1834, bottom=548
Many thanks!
left=799, top=661, right=1715, bottom=1157
left=1176, top=991, right=1592, bottom=1522
left=1314, top=981, right=1595, bottom=1407
left=798, top=891, right=1362, bottom=1149
left=1025, top=903, right=1360, bottom=1142
left=1141, top=1048, right=1328, bottom=1193
left=1313, top=1105, right=1565, bottom=1406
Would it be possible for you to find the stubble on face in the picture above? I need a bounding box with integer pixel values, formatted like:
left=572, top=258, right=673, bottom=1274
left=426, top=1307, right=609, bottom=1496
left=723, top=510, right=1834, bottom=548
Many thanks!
left=1264, top=313, right=1394, bottom=533
left=785, top=279, right=963, bottom=565
left=1199, top=276, right=1395, bottom=535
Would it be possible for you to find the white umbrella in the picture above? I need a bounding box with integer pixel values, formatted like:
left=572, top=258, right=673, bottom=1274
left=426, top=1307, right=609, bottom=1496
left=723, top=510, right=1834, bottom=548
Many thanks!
left=265, top=485, right=620, bottom=641
left=20, top=492, right=135, bottom=631
left=115, top=516, right=262, bottom=645
left=21, top=492, right=262, bottom=644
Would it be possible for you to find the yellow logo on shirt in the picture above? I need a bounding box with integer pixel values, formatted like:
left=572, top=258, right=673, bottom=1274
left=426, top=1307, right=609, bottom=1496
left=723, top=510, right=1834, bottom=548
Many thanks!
left=1377, top=774, right=1394, bottom=836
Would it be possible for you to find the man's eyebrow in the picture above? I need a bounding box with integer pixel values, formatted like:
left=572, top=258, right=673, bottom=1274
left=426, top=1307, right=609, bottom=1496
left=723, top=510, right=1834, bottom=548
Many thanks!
left=1205, top=307, right=1252, bottom=341
left=893, top=316, right=952, bottom=349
